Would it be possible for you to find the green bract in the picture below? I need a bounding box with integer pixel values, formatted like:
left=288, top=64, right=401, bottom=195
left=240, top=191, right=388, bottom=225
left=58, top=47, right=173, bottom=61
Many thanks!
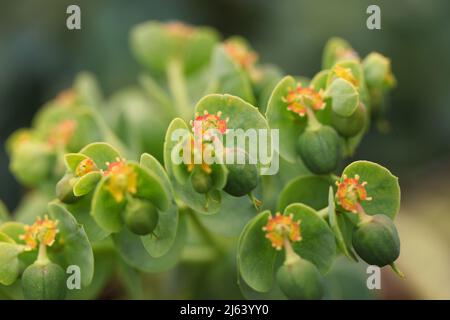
left=1, top=21, right=402, bottom=300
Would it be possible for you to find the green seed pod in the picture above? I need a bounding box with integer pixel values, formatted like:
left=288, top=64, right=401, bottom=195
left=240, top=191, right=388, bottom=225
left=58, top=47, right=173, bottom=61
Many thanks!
left=223, top=149, right=259, bottom=197
left=276, top=257, right=324, bottom=300
left=191, top=167, right=214, bottom=194
left=297, top=125, right=341, bottom=174
left=331, top=103, right=366, bottom=137
left=10, top=141, right=54, bottom=187
left=22, top=262, right=66, bottom=300
left=125, top=198, right=159, bottom=235
left=56, top=174, right=77, bottom=204
left=352, top=214, right=400, bottom=267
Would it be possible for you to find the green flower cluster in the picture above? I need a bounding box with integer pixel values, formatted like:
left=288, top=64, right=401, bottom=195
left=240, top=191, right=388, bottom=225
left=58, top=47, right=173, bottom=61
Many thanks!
left=0, top=21, right=400, bottom=300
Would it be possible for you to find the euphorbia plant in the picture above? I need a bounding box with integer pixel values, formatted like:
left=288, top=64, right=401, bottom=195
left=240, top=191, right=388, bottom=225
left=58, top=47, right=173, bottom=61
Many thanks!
left=0, top=21, right=401, bottom=300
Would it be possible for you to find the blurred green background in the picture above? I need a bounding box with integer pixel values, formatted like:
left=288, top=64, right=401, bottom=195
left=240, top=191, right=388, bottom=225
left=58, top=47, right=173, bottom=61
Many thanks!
left=1, top=0, right=449, bottom=299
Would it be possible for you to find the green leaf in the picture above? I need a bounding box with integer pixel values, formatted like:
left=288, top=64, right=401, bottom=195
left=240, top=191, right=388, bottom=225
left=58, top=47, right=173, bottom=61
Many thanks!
left=327, top=187, right=357, bottom=261
left=64, top=153, right=89, bottom=172
left=326, top=78, right=359, bottom=117
left=130, top=21, right=178, bottom=74
left=141, top=204, right=178, bottom=258
left=266, top=76, right=306, bottom=163
left=0, top=232, right=15, bottom=244
left=66, top=248, right=115, bottom=300
left=0, top=243, right=22, bottom=285
left=91, top=176, right=126, bottom=233
left=195, top=93, right=271, bottom=168
left=163, top=118, right=221, bottom=214
left=238, top=210, right=278, bottom=292
left=341, top=161, right=400, bottom=219
left=310, top=70, right=330, bottom=91
left=128, top=162, right=169, bottom=211
left=80, top=142, right=121, bottom=170
left=184, top=27, right=219, bottom=75
left=277, top=175, right=335, bottom=211
left=0, top=222, right=26, bottom=243
left=113, top=212, right=187, bottom=273
left=64, top=195, right=110, bottom=243
left=196, top=93, right=269, bottom=135
left=48, top=202, right=94, bottom=286
left=209, top=45, right=255, bottom=103
left=285, top=203, right=336, bottom=274
left=138, top=154, right=180, bottom=257
left=73, top=171, right=102, bottom=197
left=140, top=153, right=174, bottom=199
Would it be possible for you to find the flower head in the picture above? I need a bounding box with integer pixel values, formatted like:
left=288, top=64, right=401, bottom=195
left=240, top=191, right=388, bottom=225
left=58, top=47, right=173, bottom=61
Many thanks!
left=165, top=22, right=193, bottom=39
left=282, top=84, right=325, bottom=117
left=224, top=40, right=258, bottom=70
left=20, top=215, right=59, bottom=251
left=191, top=110, right=228, bottom=141
left=335, top=174, right=372, bottom=213
left=104, top=159, right=137, bottom=203
left=48, top=119, right=76, bottom=147
left=263, top=213, right=301, bottom=250
left=75, top=158, right=97, bottom=177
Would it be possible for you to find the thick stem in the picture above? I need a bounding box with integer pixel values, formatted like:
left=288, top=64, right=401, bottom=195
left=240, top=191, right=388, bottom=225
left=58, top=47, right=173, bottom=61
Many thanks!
left=167, top=58, right=192, bottom=121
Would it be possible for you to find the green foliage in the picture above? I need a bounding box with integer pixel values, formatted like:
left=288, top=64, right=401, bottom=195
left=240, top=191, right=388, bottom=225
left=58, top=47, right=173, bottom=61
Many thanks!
left=1, top=22, right=401, bottom=300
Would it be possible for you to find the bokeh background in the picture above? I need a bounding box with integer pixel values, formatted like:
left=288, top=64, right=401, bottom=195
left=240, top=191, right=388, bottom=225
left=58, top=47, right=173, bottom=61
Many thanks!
left=1, top=0, right=449, bottom=299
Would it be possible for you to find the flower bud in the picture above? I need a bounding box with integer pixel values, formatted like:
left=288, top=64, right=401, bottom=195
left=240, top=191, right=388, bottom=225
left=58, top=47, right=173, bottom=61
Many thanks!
left=223, top=149, right=258, bottom=197
left=297, top=125, right=341, bottom=174
left=124, top=198, right=159, bottom=235
left=56, top=174, right=77, bottom=204
left=331, top=103, right=366, bottom=137
left=276, top=257, right=324, bottom=300
left=190, top=166, right=214, bottom=194
left=352, top=214, right=400, bottom=267
left=21, top=262, right=66, bottom=300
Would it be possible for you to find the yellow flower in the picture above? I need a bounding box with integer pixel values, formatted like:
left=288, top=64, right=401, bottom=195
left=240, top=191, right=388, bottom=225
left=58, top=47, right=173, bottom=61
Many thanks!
left=104, top=160, right=137, bottom=203
left=332, top=66, right=359, bottom=87
left=20, top=215, right=59, bottom=251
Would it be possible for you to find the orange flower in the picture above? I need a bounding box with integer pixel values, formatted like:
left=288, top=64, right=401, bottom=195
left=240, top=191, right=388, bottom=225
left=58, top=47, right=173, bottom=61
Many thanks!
left=335, top=174, right=372, bottom=213
left=165, top=22, right=193, bottom=39
left=20, top=216, right=59, bottom=251
left=282, top=84, right=325, bottom=117
left=263, top=213, right=301, bottom=250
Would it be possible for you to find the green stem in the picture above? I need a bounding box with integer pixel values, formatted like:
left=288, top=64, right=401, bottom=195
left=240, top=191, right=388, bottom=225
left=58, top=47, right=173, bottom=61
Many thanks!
left=317, top=207, right=329, bottom=219
left=167, top=58, right=192, bottom=121
left=283, top=238, right=300, bottom=265
left=186, top=209, right=226, bottom=256
left=36, top=242, right=50, bottom=265
left=247, top=192, right=262, bottom=211
left=305, top=105, right=321, bottom=131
